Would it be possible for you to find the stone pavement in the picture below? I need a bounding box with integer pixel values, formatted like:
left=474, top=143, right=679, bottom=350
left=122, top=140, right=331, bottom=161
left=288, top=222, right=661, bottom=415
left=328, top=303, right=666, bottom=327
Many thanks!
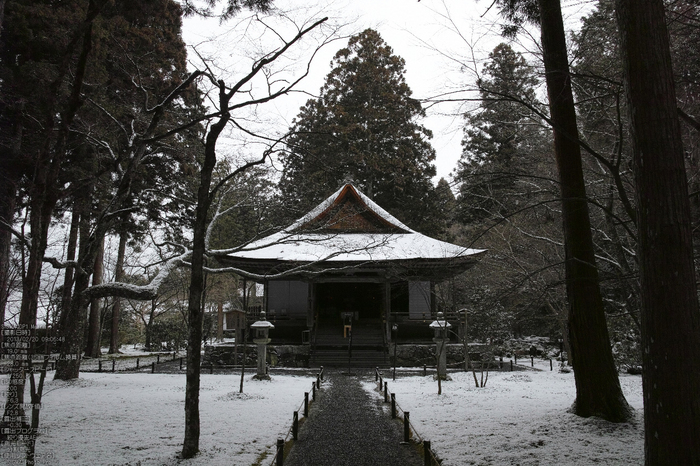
left=283, top=370, right=423, bottom=466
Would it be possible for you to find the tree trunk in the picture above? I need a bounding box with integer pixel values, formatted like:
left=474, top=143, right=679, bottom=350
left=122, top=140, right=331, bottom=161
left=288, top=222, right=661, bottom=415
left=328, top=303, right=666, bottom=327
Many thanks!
left=0, top=179, right=16, bottom=352
left=2, top=157, right=57, bottom=427
left=145, top=302, right=155, bottom=352
left=217, top=300, right=224, bottom=341
left=538, top=0, right=631, bottom=422
left=85, top=234, right=104, bottom=357
left=615, top=0, right=700, bottom=462
left=109, top=224, right=128, bottom=354
left=181, top=87, right=230, bottom=459
left=59, top=207, right=80, bottom=330
left=55, top=192, right=93, bottom=380
left=240, top=278, right=248, bottom=394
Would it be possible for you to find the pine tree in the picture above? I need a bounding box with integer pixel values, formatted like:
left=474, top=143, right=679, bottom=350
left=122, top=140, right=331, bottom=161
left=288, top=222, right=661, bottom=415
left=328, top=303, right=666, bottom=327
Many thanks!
left=279, top=29, right=442, bottom=234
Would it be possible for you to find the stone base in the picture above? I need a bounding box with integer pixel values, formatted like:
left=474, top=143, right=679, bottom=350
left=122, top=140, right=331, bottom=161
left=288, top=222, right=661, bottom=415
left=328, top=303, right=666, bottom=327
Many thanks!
left=252, top=374, right=271, bottom=380
left=202, top=344, right=310, bottom=368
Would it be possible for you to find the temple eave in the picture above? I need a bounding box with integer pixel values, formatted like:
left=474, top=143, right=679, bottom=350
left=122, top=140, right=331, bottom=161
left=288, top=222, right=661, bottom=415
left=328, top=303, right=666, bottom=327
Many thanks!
left=214, top=253, right=483, bottom=282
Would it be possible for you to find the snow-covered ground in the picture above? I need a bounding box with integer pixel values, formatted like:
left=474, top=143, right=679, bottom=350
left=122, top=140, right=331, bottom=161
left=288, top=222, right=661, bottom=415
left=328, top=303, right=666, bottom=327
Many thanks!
left=366, top=361, right=644, bottom=465
left=0, top=361, right=644, bottom=465
left=0, top=372, right=315, bottom=466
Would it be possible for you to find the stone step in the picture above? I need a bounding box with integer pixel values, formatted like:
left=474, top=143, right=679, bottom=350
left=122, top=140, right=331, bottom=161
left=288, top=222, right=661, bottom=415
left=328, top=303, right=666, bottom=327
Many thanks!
left=311, top=349, right=389, bottom=368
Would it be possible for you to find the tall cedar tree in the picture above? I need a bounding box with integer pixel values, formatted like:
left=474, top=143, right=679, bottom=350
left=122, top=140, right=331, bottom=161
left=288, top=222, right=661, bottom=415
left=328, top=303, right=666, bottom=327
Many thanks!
left=457, top=42, right=541, bottom=222
left=279, top=29, right=442, bottom=235
left=0, top=0, right=108, bottom=428
left=496, top=0, right=632, bottom=421
left=454, top=42, right=563, bottom=343
left=52, top=0, right=199, bottom=380
left=615, top=0, right=700, bottom=462
left=570, top=0, right=642, bottom=363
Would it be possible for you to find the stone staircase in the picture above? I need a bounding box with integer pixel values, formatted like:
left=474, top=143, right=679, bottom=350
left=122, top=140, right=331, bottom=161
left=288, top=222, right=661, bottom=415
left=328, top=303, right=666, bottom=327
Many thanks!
left=311, top=319, right=389, bottom=368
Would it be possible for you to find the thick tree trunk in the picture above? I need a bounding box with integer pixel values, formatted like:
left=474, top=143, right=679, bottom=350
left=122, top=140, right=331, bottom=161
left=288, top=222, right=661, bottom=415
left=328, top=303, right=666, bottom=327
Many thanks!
left=538, top=0, right=631, bottom=422
left=109, top=225, right=128, bottom=354
left=59, top=207, right=80, bottom=329
left=55, top=193, right=92, bottom=380
left=615, top=1, right=700, bottom=463
left=85, top=235, right=104, bottom=357
left=2, top=158, right=57, bottom=427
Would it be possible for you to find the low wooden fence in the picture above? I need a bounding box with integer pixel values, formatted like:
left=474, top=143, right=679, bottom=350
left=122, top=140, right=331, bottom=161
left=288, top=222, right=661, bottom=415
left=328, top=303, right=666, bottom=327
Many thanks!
left=375, top=367, right=441, bottom=466
left=269, top=366, right=325, bottom=466
left=80, top=352, right=181, bottom=373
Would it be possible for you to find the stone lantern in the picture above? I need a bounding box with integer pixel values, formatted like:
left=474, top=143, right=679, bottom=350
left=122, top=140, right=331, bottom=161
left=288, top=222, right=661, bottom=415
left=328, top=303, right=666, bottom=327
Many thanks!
left=251, top=311, right=275, bottom=380
left=429, top=312, right=451, bottom=380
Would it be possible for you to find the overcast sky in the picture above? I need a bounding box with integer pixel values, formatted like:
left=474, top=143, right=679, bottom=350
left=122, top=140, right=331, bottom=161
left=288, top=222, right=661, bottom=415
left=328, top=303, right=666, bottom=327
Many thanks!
left=182, top=0, right=593, bottom=182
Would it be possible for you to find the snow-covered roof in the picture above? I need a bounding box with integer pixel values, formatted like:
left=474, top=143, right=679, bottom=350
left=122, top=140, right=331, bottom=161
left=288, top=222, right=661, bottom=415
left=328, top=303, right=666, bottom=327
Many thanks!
left=290, top=183, right=413, bottom=233
left=225, top=184, right=484, bottom=265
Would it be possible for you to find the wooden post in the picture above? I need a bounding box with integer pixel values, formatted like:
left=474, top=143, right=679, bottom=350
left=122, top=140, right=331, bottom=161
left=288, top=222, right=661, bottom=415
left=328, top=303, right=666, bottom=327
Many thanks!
left=424, top=440, right=431, bottom=466
left=514, top=354, right=517, bottom=364
left=312, top=381, right=316, bottom=401
left=550, top=359, right=553, bottom=371
left=151, top=362, right=155, bottom=373
left=292, top=411, right=299, bottom=440
left=384, top=382, right=388, bottom=402
left=510, top=360, right=513, bottom=371
left=276, top=438, right=284, bottom=466
left=112, top=359, right=116, bottom=373
left=423, top=365, right=427, bottom=376
left=531, top=356, right=534, bottom=367
left=404, top=411, right=410, bottom=442
left=98, top=360, right=102, bottom=372
left=157, top=354, right=160, bottom=364
left=391, top=393, right=396, bottom=419
left=179, top=357, right=183, bottom=370
left=136, top=357, right=139, bottom=369
left=172, top=352, right=176, bottom=361
left=304, top=392, right=309, bottom=417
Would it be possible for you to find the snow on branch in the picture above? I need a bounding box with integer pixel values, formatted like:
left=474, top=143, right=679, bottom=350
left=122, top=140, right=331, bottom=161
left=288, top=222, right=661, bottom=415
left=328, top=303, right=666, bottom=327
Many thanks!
left=0, top=219, right=30, bottom=248
left=42, top=257, right=85, bottom=275
left=83, top=250, right=189, bottom=300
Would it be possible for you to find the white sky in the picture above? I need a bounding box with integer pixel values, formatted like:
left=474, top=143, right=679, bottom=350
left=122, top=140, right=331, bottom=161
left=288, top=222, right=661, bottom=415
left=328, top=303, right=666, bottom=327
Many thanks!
left=182, top=0, right=594, bottom=182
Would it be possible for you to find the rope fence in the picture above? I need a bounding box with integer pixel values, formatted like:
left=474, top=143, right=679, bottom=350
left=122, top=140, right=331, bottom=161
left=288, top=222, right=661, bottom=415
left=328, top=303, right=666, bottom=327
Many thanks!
left=375, top=367, right=441, bottom=466
left=80, top=352, right=182, bottom=373
left=269, top=366, right=325, bottom=466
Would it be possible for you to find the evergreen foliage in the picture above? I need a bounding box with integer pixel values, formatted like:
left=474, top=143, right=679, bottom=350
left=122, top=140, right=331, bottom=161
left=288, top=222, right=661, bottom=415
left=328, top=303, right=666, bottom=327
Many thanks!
left=456, top=42, right=544, bottom=222
left=279, top=29, right=443, bottom=235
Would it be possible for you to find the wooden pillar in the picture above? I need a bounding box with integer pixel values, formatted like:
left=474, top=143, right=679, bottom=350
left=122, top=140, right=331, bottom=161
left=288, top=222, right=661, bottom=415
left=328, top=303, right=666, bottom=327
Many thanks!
left=217, top=301, right=224, bottom=341
left=385, top=282, right=392, bottom=342
left=263, top=279, right=268, bottom=314
left=308, top=282, right=315, bottom=328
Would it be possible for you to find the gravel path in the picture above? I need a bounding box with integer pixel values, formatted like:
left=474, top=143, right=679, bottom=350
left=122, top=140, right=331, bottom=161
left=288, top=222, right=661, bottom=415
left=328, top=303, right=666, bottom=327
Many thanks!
left=284, top=370, right=423, bottom=466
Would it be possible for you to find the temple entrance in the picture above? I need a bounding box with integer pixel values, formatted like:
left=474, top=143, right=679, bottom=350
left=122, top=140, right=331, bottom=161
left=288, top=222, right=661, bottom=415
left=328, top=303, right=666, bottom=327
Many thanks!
left=315, top=282, right=383, bottom=324
left=312, top=282, right=386, bottom=366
